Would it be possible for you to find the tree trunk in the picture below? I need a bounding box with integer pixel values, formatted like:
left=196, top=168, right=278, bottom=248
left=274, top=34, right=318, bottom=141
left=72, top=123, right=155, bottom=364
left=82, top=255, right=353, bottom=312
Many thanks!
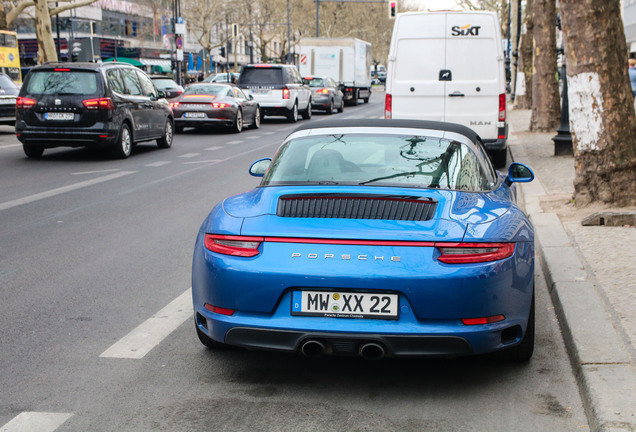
left=510, top=0, right=520, bottom=98
left=514, top=0, right=534, bottom=109
left=560, top=0, right=636, bottom=206
left=529, top=0, right=560, bottom=131
left=35, top=0, right=58, bottom=63
left=0, top=2, right=7, bottom=31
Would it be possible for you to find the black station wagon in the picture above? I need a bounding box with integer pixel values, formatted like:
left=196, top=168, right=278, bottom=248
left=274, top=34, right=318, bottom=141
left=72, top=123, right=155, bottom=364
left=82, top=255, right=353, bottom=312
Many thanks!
left=15, top=62, right=174, bottom=159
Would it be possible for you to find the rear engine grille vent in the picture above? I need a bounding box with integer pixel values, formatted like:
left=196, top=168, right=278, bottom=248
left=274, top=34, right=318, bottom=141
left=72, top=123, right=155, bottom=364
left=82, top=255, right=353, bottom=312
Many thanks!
left=277, top=195, right=437, bottom=221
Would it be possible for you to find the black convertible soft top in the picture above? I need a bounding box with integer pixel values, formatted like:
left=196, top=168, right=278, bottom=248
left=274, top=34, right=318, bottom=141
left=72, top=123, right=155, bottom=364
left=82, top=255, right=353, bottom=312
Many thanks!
left=292, top=119, right=480, bottom=143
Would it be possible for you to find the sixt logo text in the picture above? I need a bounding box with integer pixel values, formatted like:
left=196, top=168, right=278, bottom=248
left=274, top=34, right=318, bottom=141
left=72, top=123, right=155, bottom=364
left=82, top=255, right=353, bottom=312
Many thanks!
left=451, top=25, right=481, bottom=36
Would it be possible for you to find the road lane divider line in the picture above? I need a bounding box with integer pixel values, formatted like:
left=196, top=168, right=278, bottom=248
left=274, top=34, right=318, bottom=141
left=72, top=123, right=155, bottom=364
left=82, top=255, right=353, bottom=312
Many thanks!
left=178, top=153, right=200, bottom=158
left=145, top=161, right=172, bottom=167
left=0, top=412, right=73, bottom=432
left=0, top=171, right=135, bottom=212
left=99, top=288, right=192, bottom=359
left=205, top=146, right=222, bottom=151
left=72, top=168, right=121, bottom=175
left=0, top=143, right=22, bottom=150
left=183, top=160, right=222, bottom=165
left=226, top=140, right=243, bottom=145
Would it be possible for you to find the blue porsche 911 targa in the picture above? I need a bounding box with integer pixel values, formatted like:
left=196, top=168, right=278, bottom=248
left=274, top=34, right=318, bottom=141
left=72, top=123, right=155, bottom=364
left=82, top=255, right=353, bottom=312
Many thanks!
left=192, top=119, right=536, bottom=361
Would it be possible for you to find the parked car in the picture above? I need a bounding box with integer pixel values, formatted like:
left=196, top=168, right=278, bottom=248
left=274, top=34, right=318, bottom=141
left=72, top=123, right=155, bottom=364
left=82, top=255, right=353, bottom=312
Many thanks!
left=0, top=72, right=20, bottom=126
left=192, top=119, right=536, bottom=362
left=302, top=75, right=344, bottom=114
left=15, top=62, right=173, bottom=159
left=170, top=83, right=260, bottom=133
left=203, top=72, right=239, bottom=83
left=149, top=75, right=183, bottom=99
left=237, top=64, right=312, bottom=123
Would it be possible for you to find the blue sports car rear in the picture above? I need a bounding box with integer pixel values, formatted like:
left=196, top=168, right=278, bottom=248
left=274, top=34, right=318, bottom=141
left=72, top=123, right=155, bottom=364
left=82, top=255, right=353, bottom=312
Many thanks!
left=192, top=119, right=535, bottom=361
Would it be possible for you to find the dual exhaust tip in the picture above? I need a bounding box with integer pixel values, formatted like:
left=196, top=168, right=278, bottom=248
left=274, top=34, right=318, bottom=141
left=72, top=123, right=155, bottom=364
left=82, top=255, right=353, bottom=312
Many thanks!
left=300, top=339, right=386, bottom=361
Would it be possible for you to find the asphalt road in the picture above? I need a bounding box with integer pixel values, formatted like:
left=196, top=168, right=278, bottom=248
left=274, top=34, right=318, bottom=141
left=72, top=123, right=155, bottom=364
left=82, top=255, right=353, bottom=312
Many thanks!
left=0, top=92, right=589, bottom=431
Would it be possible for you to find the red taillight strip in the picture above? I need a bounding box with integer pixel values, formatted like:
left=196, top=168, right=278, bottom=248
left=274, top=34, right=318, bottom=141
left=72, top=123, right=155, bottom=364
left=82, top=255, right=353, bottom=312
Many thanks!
left=204, top=234, right=263, bottom=257
left=16, top=97, right=36, bottom=109
left=385, top=93, right=392, bottom=119
left=462, top=315, right=505, bottom=325
left=437, top=242, right=515, bottom=264
left=498, top=93, right=506, bottom=121
left=264, top=237, right=436, bottom=247
left=204, top=303, right=235, bottom=316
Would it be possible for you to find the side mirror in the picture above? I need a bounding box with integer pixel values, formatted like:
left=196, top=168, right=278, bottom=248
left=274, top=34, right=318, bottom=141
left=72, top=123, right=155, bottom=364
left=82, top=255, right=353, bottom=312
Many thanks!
left=249, top=158, right=272, bottom=177
left=248, top=94, right=254, bottom=101
left=157, top=90, right=166, bottom=99
left=505, top=162, right=534, bottom=186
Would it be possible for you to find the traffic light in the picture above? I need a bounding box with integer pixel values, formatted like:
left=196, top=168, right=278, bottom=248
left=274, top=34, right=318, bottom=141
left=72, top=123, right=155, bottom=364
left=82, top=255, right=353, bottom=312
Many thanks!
left=388, top=1, right=397, bottom=19
left=219, top=46, right=226, bottom=58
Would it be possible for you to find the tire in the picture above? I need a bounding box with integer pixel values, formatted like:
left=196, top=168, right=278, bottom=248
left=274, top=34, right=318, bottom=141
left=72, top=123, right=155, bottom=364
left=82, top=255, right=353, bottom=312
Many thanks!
left=490, top=148, right=508, bottom=168
left=287, top=103, right=298, bottom=123
left=157, top=118, right=174, bottom=148
left=326, top=99, right=334, bottom=115
left=23, top=144, right=44, bottom=159
left=195, top=317, right=224, bottom=349
left=232, top=109, right=243, bottom=133
left=351, top=89, right=359, bottom=106
left=363, top=94, right=370, bottom=103
left=112, top=123, right=132, bottom=159
left=302, top=100, right=312, bottom=120
left=498, top=291, right=535, bottom=362
left=337, top=98, right=344, bottom=113
left=251, top=106, right=261, bottom=129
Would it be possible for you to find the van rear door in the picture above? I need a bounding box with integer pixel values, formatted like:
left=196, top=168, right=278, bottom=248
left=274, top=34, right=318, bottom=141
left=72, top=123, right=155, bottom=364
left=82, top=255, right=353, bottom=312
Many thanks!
left=389, top=13, right=446, bottom=121
left=444, top=12, right=503, bottom=142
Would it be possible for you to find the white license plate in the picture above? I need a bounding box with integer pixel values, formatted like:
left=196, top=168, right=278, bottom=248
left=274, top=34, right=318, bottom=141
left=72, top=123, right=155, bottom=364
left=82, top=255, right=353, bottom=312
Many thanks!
left=184, top=112, right=206, bottom=118
left=45, top=112, right=74, bottom=121
left=252, top=89, right=270, bottom=95
left=292, top=291, right=399, bottom=320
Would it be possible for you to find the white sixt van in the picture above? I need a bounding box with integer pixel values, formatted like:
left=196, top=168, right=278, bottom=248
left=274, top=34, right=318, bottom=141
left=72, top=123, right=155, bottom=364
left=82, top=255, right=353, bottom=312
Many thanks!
left=385, top=11, right=508, bottom=167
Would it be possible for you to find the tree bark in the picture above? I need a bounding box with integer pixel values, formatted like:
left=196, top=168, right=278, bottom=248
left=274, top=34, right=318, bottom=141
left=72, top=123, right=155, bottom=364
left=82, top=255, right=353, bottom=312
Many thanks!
left=514, top=0, right=534, bottom=109
left=559, top=0, right=636, bottom=206
left=35, top=0, right=58, bottom=63
left=529, top=0, right=560, bottom=131
left=510, top=0, right=520, bottom=98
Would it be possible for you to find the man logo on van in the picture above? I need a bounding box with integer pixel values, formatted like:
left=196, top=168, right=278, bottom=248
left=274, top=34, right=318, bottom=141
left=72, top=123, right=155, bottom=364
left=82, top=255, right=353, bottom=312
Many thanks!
left=451, top=25, right=481, bottom=36
left=470, top=121, right=491, bottom=126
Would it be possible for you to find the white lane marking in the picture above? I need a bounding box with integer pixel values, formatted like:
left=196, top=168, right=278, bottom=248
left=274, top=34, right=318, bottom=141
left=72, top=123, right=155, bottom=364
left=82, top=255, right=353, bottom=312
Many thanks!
left=72, top=169, right=120, bottom=175
left=183, top=160, right=221, bottom=165
left=0, top=143, right=21, bottom=150
left=225, top=140, right=243, bottom=145
left=0, top=412, right=73, bottom=432
left=262, top=131, right=275, bottom=135
left=244, top=135, right=260, bottom=139
left=145, top=161, right=171, bottom=167
left=178, top=153, right=200, bottom=158
left=99, top=288, right=192, bottom=359
left=205, top=146, right=222, bottom=151
left=0, top=171, right=135, bottom=212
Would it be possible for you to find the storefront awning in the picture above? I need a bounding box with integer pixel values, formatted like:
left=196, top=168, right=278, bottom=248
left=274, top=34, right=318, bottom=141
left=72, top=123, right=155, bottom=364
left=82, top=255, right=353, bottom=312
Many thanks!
left=139, top=58, right=171, bottom=74
left=103, top=57, right=144, bottom=67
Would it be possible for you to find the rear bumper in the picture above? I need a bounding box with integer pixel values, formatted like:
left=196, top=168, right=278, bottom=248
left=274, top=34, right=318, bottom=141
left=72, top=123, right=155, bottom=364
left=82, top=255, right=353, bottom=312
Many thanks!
left=174, top=117, right=234, bottom=128
left=15, top=124, right=119, bottom=148
left=483, top=124, right=508, bottom=151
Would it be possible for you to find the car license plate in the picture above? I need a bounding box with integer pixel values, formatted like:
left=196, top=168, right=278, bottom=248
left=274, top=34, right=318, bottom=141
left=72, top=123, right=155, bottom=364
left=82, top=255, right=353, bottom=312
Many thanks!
left=292, top=291, right=399, bottom=320
left=184, top=112, right=206, bottom=118
left=45, top=112, right=74, bottom=121
left=252, top=89, right=270, bottom=95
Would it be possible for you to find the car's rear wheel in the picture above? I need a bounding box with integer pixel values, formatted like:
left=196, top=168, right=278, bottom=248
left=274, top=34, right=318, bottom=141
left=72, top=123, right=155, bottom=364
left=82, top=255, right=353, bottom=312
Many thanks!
left=326, top=99, right=334, bottom=115
left=490, top=148, right=508, bottom=168
left=113, top=123, right=132, bottom=159
left=232, top=109, right=243, bottom=133
left=251, top=106, right=261, bottom=129
left=195, top=317, right=225, bottom=349
left=350, top=89, right=359, bottom=106
left=287, top=103, right=298, bottom=123
left=157, top=118, right=173, bottom=148
left=23, top=144, right=44, bottom=159
left=302, top=100, right=312, bottom=120
left=338, top=98, right=344, bottom=113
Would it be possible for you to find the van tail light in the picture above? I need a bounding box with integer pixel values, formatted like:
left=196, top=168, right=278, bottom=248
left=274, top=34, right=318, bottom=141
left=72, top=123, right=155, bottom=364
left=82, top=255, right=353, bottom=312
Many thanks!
left=384, top=93, right=392, bottom=119
left=82, top=97, right=115, bottom=110
left=498, top=93, right=506, bottom=121
left=204, top=234, right=263, bottom=257
left=282, top=87, right=290, bottom=99
left=16, top=97, right=36, bottom=109
left=436, top=242, right=515, bottom=264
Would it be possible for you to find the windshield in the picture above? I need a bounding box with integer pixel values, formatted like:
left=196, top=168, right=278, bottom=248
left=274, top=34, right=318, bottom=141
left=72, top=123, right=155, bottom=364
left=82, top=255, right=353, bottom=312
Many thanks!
left=261, top=134, right=492, bottom=191
left=26, top=70, right=99, bottom=95
left=183, top=84, right=230, bottom=96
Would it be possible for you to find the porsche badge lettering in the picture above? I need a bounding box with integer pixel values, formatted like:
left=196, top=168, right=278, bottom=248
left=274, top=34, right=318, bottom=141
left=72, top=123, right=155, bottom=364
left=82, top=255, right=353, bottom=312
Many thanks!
left=291, top=253, right=401, bottom=262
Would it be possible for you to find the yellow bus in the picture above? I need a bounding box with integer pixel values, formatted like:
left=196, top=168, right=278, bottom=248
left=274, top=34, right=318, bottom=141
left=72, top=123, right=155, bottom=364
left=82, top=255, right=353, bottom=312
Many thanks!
left=0, top=30, right=22, bottom=85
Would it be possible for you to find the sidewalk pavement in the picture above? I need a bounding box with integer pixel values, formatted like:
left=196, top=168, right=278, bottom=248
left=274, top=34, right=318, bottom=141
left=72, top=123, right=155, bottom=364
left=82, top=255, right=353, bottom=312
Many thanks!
left=508, top=109, right=636, bottom=432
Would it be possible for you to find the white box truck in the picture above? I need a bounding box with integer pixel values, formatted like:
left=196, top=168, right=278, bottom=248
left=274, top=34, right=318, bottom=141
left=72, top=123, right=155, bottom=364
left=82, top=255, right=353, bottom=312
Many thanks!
left=385, top=11, right=509, bottom=167
left=298, top=38, right=372, bottom=105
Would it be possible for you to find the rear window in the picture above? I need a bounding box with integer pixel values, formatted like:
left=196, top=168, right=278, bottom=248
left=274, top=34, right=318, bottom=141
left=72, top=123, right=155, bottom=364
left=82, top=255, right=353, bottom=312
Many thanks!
left=239, top=67, right=283, bottom=85
left=0, top=74, right=18, bottom=89
left=183, top=84, right=231, bottom=96
left=26, top=70, right=100, bottom=95
left=305, top=78, right=325, bottom=87
left=152, top=78, right=179, bottom=89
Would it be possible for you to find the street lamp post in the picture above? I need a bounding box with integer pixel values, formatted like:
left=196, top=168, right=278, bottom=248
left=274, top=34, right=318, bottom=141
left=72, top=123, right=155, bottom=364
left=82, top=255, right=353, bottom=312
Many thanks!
left=552, top=15, right=573, bottom=155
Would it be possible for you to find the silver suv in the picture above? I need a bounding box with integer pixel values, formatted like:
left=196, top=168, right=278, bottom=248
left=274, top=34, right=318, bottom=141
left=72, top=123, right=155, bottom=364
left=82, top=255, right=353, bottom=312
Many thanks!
left=238, top=64, right=311, bottom=123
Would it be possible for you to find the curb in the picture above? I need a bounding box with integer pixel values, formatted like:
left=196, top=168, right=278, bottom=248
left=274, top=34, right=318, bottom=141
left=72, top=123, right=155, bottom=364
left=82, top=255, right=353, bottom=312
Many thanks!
left=509, top=135, right=636, bottom=432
